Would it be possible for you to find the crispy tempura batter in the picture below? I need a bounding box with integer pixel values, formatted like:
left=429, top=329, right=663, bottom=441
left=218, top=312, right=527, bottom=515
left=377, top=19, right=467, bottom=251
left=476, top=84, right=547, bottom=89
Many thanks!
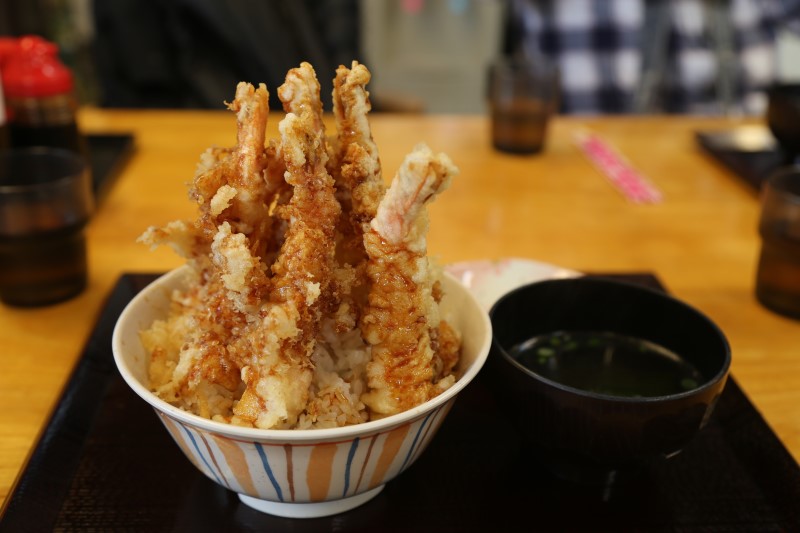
left=195, top=84, right=278, bottom=258
left=328, top=61, right=387, bottom=331
left=140, top=83, right=279, bottom=419
left=360, top=144, right=460, bottom=417
left=140, top=63, right=461, bottom=429
left=331, top=61, right=384, bottom=235
left=232, top=64, right=342, bottom=428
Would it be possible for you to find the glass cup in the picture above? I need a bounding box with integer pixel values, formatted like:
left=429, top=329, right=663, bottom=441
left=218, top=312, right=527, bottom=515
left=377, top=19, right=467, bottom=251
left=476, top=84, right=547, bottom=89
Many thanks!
left=755, top=166, right=800, bottom=319
left=488, top=54, right=559, bottom=154
left=0, top=147, right=94, bottom=306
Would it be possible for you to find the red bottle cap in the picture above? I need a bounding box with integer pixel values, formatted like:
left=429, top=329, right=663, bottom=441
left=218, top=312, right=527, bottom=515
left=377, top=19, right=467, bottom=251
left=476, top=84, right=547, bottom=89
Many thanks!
left=2, top=35, right=73, bottom=98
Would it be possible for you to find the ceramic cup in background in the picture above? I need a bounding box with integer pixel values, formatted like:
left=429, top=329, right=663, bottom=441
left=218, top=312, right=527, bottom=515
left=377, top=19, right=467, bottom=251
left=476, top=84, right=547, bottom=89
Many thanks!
left=0, top=147, right=93, bottom=306
left=755, top=166, right=800, bottom=319
left=488, top=54, right=559, bottom=154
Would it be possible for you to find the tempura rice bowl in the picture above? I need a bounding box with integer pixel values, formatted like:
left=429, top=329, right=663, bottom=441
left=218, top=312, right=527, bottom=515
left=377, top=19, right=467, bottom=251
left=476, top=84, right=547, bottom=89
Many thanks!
left=112, top=265, right=491, bottom=518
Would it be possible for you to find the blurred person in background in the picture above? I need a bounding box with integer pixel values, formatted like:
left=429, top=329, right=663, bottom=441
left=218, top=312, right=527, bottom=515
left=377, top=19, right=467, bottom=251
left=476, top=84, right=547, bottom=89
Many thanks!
left=1, top=0, right=361, bottom=110
left=90, top=0, right=360, bottom=110
left=504, top=0, right=800, bottom=115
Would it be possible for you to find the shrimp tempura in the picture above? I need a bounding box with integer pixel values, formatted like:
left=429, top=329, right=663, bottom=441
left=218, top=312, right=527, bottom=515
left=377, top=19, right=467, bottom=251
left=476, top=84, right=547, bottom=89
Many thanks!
left=140, top=62, right=463, bottom=429
left=360, top=143, right=459, bottom=417
left=328, top=61, right=387, bottom=331
left=232, top=63, right=341, bottom=428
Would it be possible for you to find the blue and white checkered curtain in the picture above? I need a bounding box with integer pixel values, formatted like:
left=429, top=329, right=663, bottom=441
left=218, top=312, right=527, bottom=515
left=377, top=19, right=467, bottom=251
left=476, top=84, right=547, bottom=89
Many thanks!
left=508, top=0, right=800, bottom=114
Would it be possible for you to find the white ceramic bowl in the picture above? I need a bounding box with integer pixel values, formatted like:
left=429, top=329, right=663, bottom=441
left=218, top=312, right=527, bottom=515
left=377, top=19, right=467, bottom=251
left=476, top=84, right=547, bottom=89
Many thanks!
left=112, top=265, right=491, bottom=518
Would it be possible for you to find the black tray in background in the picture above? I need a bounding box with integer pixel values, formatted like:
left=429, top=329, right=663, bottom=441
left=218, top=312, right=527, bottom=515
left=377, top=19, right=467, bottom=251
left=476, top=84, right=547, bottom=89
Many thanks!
left=86, top=133, right=135, bottom=203
left=695, top=126, right=788, bottom=192
left=2, top=273, right=799, bottom=532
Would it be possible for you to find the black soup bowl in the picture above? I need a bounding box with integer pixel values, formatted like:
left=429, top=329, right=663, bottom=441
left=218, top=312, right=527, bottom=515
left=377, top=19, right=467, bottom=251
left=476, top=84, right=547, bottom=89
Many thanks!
left=486, top=277, right=731, bottom=484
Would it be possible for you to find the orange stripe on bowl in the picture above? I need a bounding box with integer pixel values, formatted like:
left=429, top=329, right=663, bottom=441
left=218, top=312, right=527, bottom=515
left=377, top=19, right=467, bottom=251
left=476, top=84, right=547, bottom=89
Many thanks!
left=212, top=434, right=256, bottom=496
left=306, top=442, right=338, bottom=501
left=369, top=424, right=411, bottom=488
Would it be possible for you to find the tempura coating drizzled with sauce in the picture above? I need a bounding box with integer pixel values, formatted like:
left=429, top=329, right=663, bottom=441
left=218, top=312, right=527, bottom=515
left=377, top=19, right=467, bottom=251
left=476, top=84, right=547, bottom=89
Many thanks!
left=138, top=62, right=461, bottom=429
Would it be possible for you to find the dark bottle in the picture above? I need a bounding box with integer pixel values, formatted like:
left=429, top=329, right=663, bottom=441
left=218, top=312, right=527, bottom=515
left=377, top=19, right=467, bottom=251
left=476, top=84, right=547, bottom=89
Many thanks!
left=0, top=37, right=12, bottom=151
left=1, top=35, right=86, bottom=157
left=0, top=75, right=8, bottom=151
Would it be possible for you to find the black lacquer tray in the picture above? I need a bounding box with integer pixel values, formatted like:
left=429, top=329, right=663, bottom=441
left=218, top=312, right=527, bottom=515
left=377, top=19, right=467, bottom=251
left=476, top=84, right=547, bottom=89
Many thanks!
left=86, top=133, right=135, bottom=203
left=695, top=128, right=788, bottom=192
left=2, top=273, right=799, bottom=532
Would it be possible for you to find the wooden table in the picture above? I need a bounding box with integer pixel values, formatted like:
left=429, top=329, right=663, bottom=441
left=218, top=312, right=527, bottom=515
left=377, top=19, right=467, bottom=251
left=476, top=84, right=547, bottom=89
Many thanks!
left=1, top=108, right=798, bottom=505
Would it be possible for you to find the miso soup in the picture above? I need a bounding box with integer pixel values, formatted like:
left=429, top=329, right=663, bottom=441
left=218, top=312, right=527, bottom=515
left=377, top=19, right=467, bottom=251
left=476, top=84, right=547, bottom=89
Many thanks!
left=508, top=331, right=704, bottom=397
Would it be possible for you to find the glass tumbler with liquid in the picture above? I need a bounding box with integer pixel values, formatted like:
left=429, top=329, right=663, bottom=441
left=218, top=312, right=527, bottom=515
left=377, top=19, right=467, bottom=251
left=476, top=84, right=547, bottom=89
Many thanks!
left=755, top=166, right=800, bottom=319
left=488, top=54, right=558, bottom=154
left=0, top=148, right=94, bottom=306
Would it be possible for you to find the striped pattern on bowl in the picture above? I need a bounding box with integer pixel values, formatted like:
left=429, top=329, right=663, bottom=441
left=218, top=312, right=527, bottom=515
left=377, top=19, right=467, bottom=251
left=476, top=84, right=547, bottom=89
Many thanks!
left=155, top=400, right=453, bottom=503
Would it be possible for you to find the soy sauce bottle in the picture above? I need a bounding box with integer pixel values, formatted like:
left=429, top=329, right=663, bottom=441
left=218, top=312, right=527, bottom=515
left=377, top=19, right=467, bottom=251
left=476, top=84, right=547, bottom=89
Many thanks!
left=0, top=37, right=13, bottom=151
left=2, top=35, right=86, bottom=156
left=0, top=73, right=8, bottom=151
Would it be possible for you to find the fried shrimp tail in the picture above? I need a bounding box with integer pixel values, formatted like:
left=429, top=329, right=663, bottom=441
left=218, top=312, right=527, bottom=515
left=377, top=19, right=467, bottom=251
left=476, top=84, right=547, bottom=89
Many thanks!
left=360, top=143, right=460, bottom=417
